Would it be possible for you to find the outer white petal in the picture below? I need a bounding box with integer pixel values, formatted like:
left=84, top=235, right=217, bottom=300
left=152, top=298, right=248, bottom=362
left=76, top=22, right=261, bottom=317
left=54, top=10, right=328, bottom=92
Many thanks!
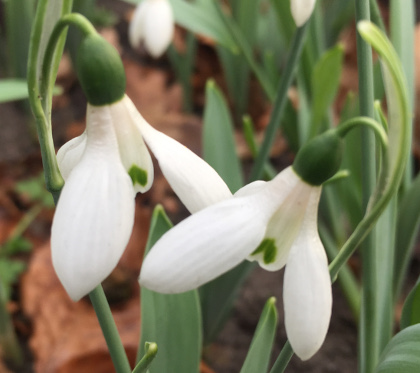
left=291, top=0, right=316, bottom=27
left=56, top=132, right=87, bottom=180
left=51, top=105, right=135, bottom=301
left=140, top=174, right=290, bottom=293
left=128, top=0, right=149, bottom=49
left=241, top=168, right=309, bottom=271
left=123, top=97, right=232, bottom=213
left=109, top=96, right=154, bottom=193
left=283, top=186, right=332, bottom=361
left=143, top=0, right=174, bottom=58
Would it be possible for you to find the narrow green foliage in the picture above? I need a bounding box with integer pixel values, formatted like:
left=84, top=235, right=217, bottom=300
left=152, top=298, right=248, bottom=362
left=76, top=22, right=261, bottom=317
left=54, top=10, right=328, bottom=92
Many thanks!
left=128, top=165, right=148, bottom=187
left=139, top=206, right=202, bottom=373
left=310, top=44, right=344, bottom=136
left=168, top=0, right=238, bottom=52
left=240, top=298, right=278, bottom=373
left=203, top=80, right=243, bottom=193
left=394, top=173, right=420, bottom=298
left=375, top=324, right=420, bottom=373
left=400, top=279, right=420, bottom=329
left=0, top=80, right=30, bottom=103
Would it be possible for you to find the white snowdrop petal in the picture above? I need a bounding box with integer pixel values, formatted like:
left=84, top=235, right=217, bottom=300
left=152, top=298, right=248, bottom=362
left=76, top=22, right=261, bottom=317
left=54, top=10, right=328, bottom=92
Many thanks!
left=123, top=98, right=232, bottom=213
left=56, top=131, right=87, bottom=180
left=143, top=0, right=174, bottom=57
left=139, top=195, right=271, bottom=293
left=283, top=187, right=332, bottom=361
left=128, top=0, right=149, bottom=49
left=140, top=169, right=302, bottom=293
left=51, top=105, right=135, bottom=301
left=290, top=0, right=316, bottom=27
left=109, top=96, right=154, bottom=193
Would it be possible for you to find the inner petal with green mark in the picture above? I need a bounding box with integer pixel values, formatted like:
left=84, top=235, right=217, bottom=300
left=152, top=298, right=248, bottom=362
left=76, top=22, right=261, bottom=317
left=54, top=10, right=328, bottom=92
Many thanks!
left=251, top=238, right=278, bottom=265
left=128, top=165, right=148, bottom=187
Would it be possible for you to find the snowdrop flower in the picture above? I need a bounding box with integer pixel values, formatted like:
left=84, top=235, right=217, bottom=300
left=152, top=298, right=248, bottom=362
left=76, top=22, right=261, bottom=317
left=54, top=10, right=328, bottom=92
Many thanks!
left=129, top=0, right=174, bottom=58
left=52, top=34, right=230, bottom=301
left=140, top=130, right=344, bottom=360
left=291, top=0, right=316, bottom=27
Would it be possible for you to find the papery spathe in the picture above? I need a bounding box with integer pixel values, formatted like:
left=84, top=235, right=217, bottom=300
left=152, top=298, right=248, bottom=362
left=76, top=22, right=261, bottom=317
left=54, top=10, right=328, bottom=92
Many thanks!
left=129, top=0, right=174, bottom=58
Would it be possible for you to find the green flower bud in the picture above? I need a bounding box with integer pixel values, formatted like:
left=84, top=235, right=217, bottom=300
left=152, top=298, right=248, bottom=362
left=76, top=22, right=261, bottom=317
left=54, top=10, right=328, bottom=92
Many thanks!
left=76, top=34, right=126, bottom=106
left=292, top=130, right=343, bottom=186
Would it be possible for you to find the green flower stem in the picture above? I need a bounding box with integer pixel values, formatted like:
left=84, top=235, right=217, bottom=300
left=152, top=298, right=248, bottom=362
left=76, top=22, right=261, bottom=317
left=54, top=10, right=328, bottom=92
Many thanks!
left=41, top=13, right=96, bottom=107
left=89, top=286, right=132, bottom=373
left=269, top=341, right=293, bottom=373
left=355, top=2, right=379, bottom=372
left=249, top=24, right=309, bottom=182
left=336, top=116, right=388, bottom=149
left=27, top=0, right=73, bottom=203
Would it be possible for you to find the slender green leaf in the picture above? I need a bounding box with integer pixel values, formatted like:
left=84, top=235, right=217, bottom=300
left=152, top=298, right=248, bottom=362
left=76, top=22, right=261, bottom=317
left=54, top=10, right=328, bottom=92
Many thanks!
left=270, top=0, right=295, bottom=43
left=0, top=80, right=30, bottom=103
left=5, top=0, right=34, bottom=78
left=375, top=324, right=420, bottom=373
left=310, top=44, right=344, bottom=135
left=240, top=297, right=278, bottom=373
left=168, top=0, right=237, bottom=52
left=394, top=172, right=420, bottom=299
left=400, top=279, right=420, bottom=330
left=200, top=261, right=254, bottom=344
left=139, top=206, right=202, bottom=373
left=203, top=80, right=243, bottom=193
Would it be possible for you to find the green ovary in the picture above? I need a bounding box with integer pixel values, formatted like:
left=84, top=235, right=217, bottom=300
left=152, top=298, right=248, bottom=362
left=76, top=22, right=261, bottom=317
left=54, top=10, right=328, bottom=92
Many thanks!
left=251, top=238, right=277, bottom=265
left=128, top=165, right=148, bottom=186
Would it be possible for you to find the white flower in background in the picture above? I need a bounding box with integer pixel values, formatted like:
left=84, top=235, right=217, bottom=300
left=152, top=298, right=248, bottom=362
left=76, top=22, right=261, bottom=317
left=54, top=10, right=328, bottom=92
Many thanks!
left=139, top=166, right=332, bottom=360
left=291, top=0, right=316, bottom=27
left=52, top=94, right=231, bottom=301
left=129, top=0, right=174, bottom=58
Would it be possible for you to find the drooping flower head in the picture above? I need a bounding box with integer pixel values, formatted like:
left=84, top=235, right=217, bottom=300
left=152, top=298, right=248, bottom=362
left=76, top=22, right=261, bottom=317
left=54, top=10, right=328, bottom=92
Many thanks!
left=129, top=0, right=174, bottom=58
left=52, top=32, right=231, bottom=301
left=291, top=0, right=316, bottom=27
left=140, top=129, right=344, bottom=360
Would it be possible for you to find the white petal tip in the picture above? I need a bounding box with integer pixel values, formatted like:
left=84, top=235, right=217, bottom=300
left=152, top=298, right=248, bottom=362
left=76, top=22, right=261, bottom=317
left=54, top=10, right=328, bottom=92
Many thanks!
left=291, top=0, right=316, bottom=27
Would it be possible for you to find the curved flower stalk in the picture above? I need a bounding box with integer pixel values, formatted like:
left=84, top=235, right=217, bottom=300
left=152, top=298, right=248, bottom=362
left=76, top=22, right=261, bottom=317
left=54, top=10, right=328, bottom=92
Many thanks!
left=129, top=0, right=174, bottom=58
left=51, top=30, right=230, bottom=301
left=290, top=0, right=316, bottom=27
left=140, top=130, right=345, bottom=360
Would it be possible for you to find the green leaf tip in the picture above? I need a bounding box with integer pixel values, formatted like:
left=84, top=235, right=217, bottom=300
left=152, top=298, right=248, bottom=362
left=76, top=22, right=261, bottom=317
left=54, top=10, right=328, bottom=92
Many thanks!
left=128, top=165, right=148, bottom=187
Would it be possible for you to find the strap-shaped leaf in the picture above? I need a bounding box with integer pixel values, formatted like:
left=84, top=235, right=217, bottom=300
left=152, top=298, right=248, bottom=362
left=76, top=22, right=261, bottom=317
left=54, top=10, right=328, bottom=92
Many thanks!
left=310, top=44, right=344, bottom=136
left=169, top=0, right=237, bottom=52
left=240, top=297, right=278, bottom=373
left=203, top=80, right=243, bottom=193
left=138, top=205, right=202, bottom=373
left=400, top=279, right=420, bottom=330
left=375, top=324, right=420, bottom=372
